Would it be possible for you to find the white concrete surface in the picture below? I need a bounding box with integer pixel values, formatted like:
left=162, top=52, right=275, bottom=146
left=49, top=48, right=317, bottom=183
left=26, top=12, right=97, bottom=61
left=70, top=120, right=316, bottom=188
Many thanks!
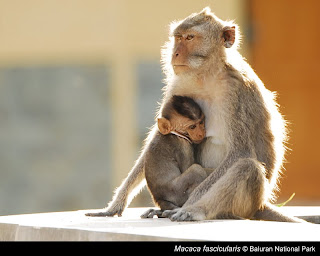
left=0, top=207, right=319, bottom=241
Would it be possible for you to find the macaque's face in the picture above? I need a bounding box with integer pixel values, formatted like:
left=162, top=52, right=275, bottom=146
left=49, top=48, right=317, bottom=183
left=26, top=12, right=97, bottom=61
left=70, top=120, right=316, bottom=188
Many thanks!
left=171, top=30, right=206, bottom=75
left=170, top=12, right=236, bottom=76
left=158, top=113, right=206, bottom=144
left=175, top=114, right=205, bottom=144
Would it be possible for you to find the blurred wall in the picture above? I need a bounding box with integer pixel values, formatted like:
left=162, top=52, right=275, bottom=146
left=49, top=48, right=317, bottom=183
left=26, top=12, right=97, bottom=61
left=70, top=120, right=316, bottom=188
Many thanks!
left=1, top=0, right=318, bottom=216
left=250, top=0, right=320, bottom=205
left=0, top=0, right=250, bottom=215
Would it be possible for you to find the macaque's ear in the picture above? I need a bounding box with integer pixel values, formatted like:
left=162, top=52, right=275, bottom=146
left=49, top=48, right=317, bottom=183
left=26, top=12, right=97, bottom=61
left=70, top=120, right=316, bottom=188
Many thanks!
left=223, top=26, right=236, bottom=48
left=157, top=117, right=171, bottom=135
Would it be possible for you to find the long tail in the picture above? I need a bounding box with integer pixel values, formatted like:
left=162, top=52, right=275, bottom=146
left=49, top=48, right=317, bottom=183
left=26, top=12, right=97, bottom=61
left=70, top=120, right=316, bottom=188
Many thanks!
left=253, top=202, right=306, bottom=223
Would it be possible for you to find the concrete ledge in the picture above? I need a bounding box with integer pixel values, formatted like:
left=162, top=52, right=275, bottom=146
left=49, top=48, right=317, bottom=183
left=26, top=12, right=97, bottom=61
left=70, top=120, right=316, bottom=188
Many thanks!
left=0, top=207, right=319, bottom=241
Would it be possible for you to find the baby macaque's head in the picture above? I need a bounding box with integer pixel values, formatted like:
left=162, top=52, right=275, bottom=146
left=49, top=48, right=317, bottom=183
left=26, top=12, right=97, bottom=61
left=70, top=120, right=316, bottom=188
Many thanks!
left=157, top=95, right=205, bottom=144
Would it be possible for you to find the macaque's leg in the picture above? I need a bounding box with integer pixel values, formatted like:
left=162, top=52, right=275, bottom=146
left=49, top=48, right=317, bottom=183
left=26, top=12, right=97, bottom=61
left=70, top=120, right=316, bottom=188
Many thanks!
left=171, top=164, right=208, bottom=196
left=164, top=158, right=268, bottom=221
left=156, top=164, right=209, bottom=209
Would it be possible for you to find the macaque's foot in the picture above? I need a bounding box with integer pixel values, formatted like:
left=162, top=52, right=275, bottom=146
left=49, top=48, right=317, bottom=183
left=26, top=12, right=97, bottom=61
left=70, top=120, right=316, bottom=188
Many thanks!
left=140, top=208, right=164, bottom=218
left=162, top=206, right=206, bottom=221
left=162, top=208, right=180, bottom=219
left=85, top=203, right=125, bottom=217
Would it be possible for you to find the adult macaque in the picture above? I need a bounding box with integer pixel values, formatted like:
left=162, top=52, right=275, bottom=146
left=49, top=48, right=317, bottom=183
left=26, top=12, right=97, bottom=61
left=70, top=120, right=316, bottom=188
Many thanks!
left=87, top=8, right=304, bottom=222
left=141, top=95, right=213, bottom=218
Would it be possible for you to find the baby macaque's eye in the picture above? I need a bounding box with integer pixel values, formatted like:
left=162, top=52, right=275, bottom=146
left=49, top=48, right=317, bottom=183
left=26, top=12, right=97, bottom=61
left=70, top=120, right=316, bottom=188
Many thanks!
left=189, top=124, right=196, bottom=130
left=199, top=120, right=204, bottom=125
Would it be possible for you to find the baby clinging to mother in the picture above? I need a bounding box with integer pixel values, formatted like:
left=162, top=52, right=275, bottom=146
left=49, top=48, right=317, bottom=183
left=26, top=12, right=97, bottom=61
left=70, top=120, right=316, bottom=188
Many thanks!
left=86, top=7, right=304, bottom=223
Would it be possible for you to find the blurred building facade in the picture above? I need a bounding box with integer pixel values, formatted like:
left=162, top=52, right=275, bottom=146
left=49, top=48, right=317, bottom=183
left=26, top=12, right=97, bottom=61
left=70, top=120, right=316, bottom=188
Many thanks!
left=0, top=0, right=318, bottom=215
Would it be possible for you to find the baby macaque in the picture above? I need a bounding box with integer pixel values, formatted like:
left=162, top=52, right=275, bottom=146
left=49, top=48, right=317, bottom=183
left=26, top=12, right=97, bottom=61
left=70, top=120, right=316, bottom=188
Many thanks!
left=141, top=95, right=213, bottom=218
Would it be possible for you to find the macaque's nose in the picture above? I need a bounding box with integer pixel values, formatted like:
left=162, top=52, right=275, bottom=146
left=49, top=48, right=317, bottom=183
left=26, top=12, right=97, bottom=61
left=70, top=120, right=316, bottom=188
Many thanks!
left=173, top=43, right=184, bottom=59
left=198, top=133, right=205, bottom=140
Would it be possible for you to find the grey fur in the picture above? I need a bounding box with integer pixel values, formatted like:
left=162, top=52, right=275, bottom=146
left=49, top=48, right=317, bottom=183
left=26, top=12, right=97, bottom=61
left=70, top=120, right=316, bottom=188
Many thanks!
left=161, top=8, right=303, bottom=222
left=141, top=132, right=210, bottom=218
left=86, top=8, right=305, bottom=223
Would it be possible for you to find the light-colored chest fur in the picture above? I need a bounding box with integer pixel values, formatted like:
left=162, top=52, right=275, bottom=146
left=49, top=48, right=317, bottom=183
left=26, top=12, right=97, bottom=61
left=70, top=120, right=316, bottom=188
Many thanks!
left=168, top=76, right=229, bottom=168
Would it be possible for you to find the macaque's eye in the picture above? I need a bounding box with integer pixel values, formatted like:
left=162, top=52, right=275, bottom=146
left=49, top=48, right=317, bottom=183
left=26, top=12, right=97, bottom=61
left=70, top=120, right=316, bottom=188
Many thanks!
left=186, top=34, right=195, bottom=40
left=189, top=124, right=196, bottom=130
left=199, top=119, right=204, bottom=125
left=175, top=35, right=182, bottom=42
